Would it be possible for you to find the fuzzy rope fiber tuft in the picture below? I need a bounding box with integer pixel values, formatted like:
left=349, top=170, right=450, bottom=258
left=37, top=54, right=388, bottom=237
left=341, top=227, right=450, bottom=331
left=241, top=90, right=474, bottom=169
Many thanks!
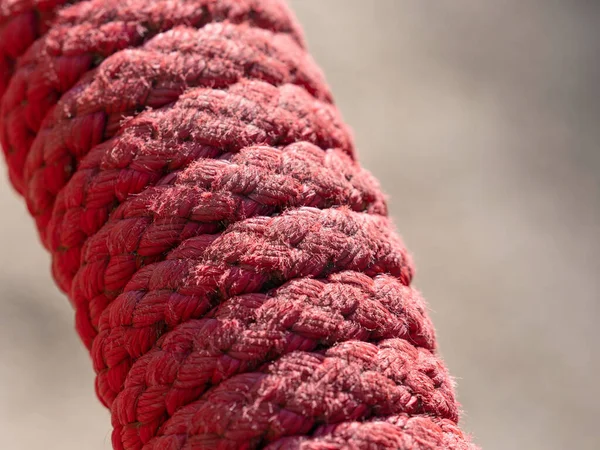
left=0, top=1, right=476, bottom=448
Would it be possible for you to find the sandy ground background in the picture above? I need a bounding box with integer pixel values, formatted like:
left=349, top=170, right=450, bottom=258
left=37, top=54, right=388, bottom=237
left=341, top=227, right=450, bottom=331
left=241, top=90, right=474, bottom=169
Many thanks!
left=1, top=1, right=599, bottom=449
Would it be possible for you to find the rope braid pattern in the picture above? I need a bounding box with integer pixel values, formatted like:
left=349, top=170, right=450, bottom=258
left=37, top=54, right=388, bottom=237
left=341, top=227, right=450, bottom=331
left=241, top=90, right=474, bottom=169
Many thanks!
left=0, top=1, right=476, bottom=448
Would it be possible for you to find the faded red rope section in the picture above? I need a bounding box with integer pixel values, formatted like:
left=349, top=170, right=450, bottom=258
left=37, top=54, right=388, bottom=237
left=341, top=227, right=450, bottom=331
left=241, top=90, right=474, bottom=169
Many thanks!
left=1, top=1, right=477, bottom=448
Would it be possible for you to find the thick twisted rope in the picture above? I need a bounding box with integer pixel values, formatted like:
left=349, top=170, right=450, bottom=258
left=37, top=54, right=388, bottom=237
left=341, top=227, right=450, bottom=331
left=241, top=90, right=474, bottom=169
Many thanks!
left=0, top=1, right=476, bottom=448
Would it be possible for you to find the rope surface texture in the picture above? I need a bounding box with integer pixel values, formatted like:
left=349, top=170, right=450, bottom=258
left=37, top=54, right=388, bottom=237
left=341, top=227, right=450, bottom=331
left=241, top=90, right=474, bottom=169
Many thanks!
left=0, top=1, right=477, bottom=449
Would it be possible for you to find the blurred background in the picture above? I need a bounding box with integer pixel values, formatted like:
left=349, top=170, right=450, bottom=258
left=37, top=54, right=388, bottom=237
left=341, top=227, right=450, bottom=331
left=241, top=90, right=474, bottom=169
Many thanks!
left=1, top=1, right=599, bottom=448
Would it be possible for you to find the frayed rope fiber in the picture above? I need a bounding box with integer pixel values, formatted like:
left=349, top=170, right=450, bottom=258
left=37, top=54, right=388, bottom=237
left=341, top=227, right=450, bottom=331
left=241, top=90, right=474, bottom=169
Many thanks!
left=0, top=0, right=477, bottom=448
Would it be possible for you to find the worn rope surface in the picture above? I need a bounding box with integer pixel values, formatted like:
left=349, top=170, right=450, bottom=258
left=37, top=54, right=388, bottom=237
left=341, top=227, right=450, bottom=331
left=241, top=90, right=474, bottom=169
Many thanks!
left=0, top=0, right=476, bottom=448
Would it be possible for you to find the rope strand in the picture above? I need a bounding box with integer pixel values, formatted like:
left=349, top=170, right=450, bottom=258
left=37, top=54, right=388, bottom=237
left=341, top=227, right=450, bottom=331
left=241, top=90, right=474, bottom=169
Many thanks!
left=0, top=1, right=476, bottom=448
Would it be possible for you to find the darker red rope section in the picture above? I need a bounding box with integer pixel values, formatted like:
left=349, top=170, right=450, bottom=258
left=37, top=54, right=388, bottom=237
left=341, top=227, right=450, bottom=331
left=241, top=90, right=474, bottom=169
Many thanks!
left=0, top=1, right=476, bottom=449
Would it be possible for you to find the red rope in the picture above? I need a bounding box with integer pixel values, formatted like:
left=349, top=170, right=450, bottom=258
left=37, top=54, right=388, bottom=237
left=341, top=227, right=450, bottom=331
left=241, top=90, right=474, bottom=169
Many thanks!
left=0, top=1, right=476, bottom=448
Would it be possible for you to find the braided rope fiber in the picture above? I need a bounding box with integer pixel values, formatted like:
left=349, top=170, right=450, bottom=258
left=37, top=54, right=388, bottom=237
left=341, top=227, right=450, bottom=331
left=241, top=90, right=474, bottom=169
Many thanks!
left=0, top=1, right=477, bottom=448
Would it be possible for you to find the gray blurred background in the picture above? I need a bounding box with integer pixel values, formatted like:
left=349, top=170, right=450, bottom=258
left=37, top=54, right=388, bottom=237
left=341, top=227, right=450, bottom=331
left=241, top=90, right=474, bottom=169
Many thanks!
left=1, top=1, right=599, bottom=448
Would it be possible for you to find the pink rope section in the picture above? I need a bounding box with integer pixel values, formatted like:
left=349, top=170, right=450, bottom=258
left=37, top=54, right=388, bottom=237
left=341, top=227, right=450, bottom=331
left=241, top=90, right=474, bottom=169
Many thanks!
left=1, top=1, right=477, bottom=448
